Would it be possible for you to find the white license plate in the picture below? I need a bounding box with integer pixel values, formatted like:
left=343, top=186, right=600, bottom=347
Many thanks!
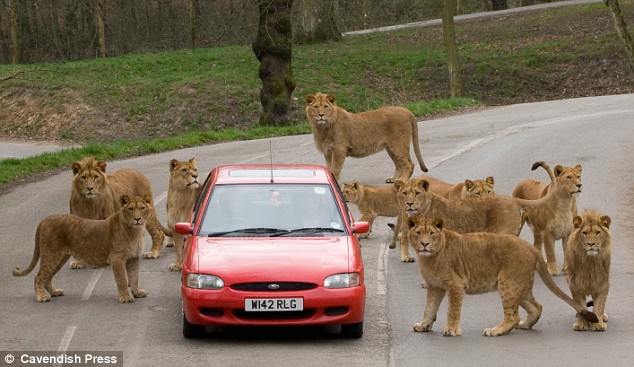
left=244, top=298, right=303, bottom=312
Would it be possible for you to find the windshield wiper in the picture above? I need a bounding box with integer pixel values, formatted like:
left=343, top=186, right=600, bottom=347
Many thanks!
left=208, top=228, right=288, bottom=237
left=272, top=227, right=345, bottom=237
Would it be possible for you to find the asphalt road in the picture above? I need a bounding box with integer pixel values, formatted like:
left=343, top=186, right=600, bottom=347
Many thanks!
left=1, top=93, right=633, bottom=367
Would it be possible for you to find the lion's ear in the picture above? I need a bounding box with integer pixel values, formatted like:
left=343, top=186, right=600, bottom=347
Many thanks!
left=169, top=159, right=179, bottom=172
left=394, top=179, right=405, bottom=190
left=486, top=176, right=494, bottom=185
left=96, top=160, right=107, bottom=173
left=71, top=162, right=82, bottom=175
left=120, top=194, right=130, bottom=206
left=573, top=216, right=583, bottom=229
left=432, top=218, right=444, bottom=230
left=575, top=164, right=582, bottom=173
left=600, top=215, right=611, bottom=229
left=305, top=95, right=315, bottom=105
left=554, top=165, right=564, bottom=177
left=325, top=93, right=336, bottom=105
left=465, top=179, right=474, bottom=190
left=420, top=179, right=430, bottom=192
left=351, top=181, right=359, bottom=189
left=189, top=157, right=196, bottom=164
left=143, top=194, right=152, bottom=205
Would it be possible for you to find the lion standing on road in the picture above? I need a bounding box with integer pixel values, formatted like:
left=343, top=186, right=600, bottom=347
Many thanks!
left=13, top=195, right=152, bottom=303
left=69, top=157, right=164, bottom=267
left=305, top=93, right=428, bottom=182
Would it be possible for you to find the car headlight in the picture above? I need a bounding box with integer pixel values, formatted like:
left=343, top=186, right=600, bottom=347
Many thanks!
left=187, top=273, right=224, bottom=289
left=324, top=273, right=359, bottom=289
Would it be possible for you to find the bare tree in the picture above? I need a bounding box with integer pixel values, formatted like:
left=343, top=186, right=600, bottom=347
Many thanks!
left=442, top=0, right=462, bottom=97
left=252, top=0, right=297, bottom=126
left=10, top=0, right=19, bottom=64
left=95, top=0, right=106, bottom=57
left=189, top=0, right=198, bottom=50
left=604, top=0, right=634, bottom=64
left=294, top=0, right=341, bottom=44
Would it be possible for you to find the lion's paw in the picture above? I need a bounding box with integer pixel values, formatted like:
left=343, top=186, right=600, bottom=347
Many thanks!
left=358, top=233, right=369, bottom=239
left=168, top=263, right=182, bottom=272
left=546, top=263, right=561, bottom=276
left=385, top=177, right=395, bottom=184
left=413, top=322, right=433, bottom=332
left=69, top=260, right=87, bottom=269
left=143, top=251, right=160, bottom=259
left=118, top=293, right=135, bottom=303
left=444, top=326, right=461, bottom=336
left=165, top=241, right=175, bottom=248
left=483, top=327, right=505, bottom=336
left=573, top=320, right=591, bottom=331
left=49, top=288, right=64, bottom=297
left=401, top=255, right=415, bottom=263
left=132, top=289, right=148, bottom=298
left=388, top=242, right=397, bottom=249
left=36, top=292, right=51, bottom=302
left=421, top=282, right=427, bottom=289
left=591, top=322, right=607, bottom=331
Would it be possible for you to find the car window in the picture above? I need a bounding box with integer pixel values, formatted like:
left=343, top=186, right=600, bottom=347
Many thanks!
left=198, top=184, right=347, bottom=237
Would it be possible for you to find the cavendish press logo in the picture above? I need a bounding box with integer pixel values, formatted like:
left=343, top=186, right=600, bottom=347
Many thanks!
left=1, top=351, right=122, bottom=366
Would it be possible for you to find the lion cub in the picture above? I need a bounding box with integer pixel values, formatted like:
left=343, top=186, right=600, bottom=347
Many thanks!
left=13, top=195, right=151, bottom=303
left=565, top=209, right=611, bottom=331
left=406, top=216, right=597, bottom=336
left=513, top=164, right=582, bottom=275
left=342, top=181, right=400, bottom=239
left=147, top=158, right=201, bottom=272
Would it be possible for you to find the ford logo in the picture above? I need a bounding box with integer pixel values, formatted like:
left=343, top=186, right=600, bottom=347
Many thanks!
left=268, top=284, right=280, bottom=290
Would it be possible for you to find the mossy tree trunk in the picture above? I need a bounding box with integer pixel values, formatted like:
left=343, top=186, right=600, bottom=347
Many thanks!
left=442, top=0, right=462, bottom=97
left=605, top=0, right=634, bottom=64
left=252, top=0, right=297, bottom=126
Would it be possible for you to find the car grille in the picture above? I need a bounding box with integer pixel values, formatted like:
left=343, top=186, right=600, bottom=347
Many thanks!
left=233, top=309, right=316, bottom=320
left=231, top=282, right=317, bottom=291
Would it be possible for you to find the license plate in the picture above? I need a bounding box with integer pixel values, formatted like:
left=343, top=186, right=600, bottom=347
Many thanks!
left=244, top=298, right=303, bottom=312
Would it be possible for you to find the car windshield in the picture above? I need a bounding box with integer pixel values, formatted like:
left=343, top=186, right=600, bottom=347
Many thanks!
left=199, top=183, right=347, bottom=237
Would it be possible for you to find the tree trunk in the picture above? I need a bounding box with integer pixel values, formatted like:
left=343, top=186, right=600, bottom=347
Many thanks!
left=294, top=0, right=341, bottom=44
left=252, top=0, right=297, bottom=126
left=605, top=0, right=634, bottom=64
left=442, top=0, right=463, bottom=97
left=10, top=0, right=19, bottom=64
left=190, top=0, right=198, bottom=50
left=95, top=0, right=106, bottom=58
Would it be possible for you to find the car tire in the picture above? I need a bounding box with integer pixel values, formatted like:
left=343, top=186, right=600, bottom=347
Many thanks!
left=341, top=321, right=363, bottom=339
left=183, top=315, right=205, bottom=338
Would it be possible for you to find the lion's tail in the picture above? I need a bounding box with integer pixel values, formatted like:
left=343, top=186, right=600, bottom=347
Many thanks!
left=514, top=161, right=558, bottom=210
left=534, top=250, right=598, bottom=324
left=160, top=220, right=173, bottom=237
left=12, top=224, right=42, bottom=277
left=409, top=113, right=428, bottom=173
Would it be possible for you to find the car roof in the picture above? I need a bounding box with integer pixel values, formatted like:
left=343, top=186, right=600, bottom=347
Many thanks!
left=210, top=164, right=334, bottom=185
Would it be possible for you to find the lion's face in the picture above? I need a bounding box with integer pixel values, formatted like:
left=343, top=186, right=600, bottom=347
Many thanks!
left=305, top=93, right=337, bottom=126
left=71, top=158, right=108, bottom=199
left=120, top=194, right=152, bottom=227
left=406, top=216, right=445, bottom=257
left=572, top=210, right=611, bottom=257
left=170, top=158, right=199, bottom=191
left=555, top=164, right=582, bottom=197
left=464, top=176, right=495, bottom=198
left=342, top=181, right=363, bottom=203
left=395, top=178, right=431, bottom=215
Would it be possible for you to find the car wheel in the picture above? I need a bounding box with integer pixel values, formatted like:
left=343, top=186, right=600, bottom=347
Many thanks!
left=341, top=321, right=363, bottom=339
left=183, top=315, right=205, bottom=338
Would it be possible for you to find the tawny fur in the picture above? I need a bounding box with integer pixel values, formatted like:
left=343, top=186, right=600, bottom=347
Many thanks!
left=512, top=164, right=582, bottom=275
left=444, top=176, right=495, bottom=200
left=565, top=209, right=611, bottom=331
left=342, top=181, right=400, bottom=239
left=305, top=93, right=428, bottom=183
left=13, top=195, right=152, bottom=303
left=149, top=158, right=201, bottom=271
left=406, top=216, right=597, bottom=337
left=69, top=157, right=164, bottom=267
left=391, top=162, right=557, bottom=263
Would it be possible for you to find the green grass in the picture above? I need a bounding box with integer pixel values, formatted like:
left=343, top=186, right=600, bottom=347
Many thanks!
left=1, top=1, right=632, bottom=189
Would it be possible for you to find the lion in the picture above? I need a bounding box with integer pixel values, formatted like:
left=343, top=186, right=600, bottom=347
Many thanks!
left=147, top=158, right=201, bottom=272
left=405, top=216, right=598, bottom=336
left=69, top=157, right=164, bottom=268
left=444, top=176, right=495, bottom=200
left=391, top=162, right=557, bottom=263
left=512, top=164, right=582, bottom=275
left=305, top=93, right=428, bottom=183
left=13, top=195, right=151, bottom=303
left=565, top=209, right=611, bottom=331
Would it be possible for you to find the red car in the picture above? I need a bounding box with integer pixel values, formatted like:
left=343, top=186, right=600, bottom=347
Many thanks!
left=175, top=164, right=369, bottom=338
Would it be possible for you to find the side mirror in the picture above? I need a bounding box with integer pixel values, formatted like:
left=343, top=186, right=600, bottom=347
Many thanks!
left=352, top=221, right=369, bottom=234
left=174, top=222, right=193, bottom=235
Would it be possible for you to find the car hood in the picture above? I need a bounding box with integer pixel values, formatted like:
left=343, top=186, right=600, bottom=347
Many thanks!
left=191, top=237, right=354, bottom=283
